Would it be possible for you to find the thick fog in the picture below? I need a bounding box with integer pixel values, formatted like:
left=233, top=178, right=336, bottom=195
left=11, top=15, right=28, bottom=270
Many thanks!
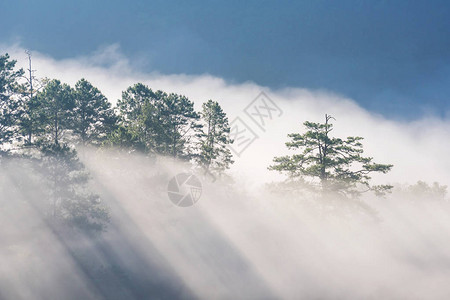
left=1, top=148, right=450, bottom=299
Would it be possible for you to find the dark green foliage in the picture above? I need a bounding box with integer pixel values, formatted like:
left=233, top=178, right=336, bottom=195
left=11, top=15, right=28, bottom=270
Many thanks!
left=19, top=94, right=46, bottom=145
left=116, top=83, right=200, bottom=158
left=115, top=83, right=162, bottom=152
left=157, top=92, right=200, bottom=158
left=197, top=99, right=234, bottom=175
left=269, top=114, right=393, bottom=197
left=36, top=79, right=75, bottom=145
left=104, top=124, right=145, bottom=151
left=0, top=53, right=23, bottom=147
left=72, top=78, right=117, bottom=145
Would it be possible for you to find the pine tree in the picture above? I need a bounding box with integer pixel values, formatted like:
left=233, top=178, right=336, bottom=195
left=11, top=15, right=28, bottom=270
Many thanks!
left=36, top=79, right=74, bottom=145
left=19, top=94, right=45, bottom=146
left=19, top=51, right=45, bottom=146
left=72, top=78, right=117, bottom=146
left=116, top=83, right=200, bottom=158
left=269, top=114, right=393, bottom=197
left=197, top=100, right=233, bottom=175
left=157, top=92, right=200, bottom=159
left=115, top=83, right=157, bottom=151
left=0, top=53, right=23, bottom=148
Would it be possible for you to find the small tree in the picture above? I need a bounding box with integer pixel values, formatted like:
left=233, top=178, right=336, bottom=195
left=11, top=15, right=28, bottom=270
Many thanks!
left=269, top=114, right=393, bottom=198
left=197, top=100, right=234, bottom=176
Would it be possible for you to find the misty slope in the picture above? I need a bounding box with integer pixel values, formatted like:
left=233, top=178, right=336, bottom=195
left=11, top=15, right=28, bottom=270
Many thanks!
left=1, top=149, right=450, bottom=299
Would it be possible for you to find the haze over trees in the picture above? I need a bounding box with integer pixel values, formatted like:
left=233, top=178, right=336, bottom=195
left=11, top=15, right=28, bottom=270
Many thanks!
left=0, top=53, right=236, bottom=233
left=0, top=53, right=406, bottom=205
left=4, top=51, right=445, bottom=232
left=38, top=143, right=109, bottom=232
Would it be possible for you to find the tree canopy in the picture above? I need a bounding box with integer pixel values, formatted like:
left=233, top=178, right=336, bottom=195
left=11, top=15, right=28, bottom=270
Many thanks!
left=115, top=83, right=200, bottom=158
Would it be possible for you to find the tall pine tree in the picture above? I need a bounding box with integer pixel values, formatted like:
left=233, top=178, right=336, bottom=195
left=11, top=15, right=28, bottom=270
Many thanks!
left=0, top=53, right=23, bottom=148
left=157, top=92, right=200, bottom=159
left=36, top=79, right=74, bottom=145
left=115, top=83, right=157, bottom=151
left=197, top=100, right=233, bottom=175
left=72, top=79, right=116, bottom=146
left=269, top=114, right=393, bottom=198
left=19, top=51, right=44, bottom=146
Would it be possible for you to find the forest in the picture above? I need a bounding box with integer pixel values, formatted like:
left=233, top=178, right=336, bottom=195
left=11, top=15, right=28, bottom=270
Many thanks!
left=0, top=52, right=236, bottom=233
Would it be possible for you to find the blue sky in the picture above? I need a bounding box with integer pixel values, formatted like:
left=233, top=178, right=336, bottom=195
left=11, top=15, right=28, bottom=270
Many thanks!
left=1, top=0, right=450, bottom=119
